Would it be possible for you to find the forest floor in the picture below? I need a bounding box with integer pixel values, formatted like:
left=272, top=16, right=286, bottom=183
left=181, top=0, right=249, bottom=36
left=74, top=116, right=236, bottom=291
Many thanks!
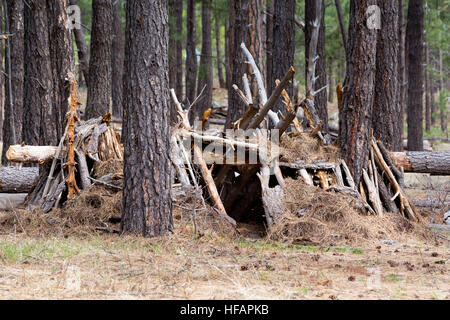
left=0, top=228, right=448, bottom=300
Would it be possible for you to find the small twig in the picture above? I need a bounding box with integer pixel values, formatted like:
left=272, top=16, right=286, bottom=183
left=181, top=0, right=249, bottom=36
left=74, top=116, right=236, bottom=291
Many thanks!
left=88, top=176, right=123, bottom=190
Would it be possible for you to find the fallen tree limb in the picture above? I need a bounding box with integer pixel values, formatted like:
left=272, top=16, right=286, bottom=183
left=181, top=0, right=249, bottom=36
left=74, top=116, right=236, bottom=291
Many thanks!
left=6, top=145, right=58, bottom=164
left=389, top=151, right=450, bottom=176
left=0, top=167, right=39, bottom=193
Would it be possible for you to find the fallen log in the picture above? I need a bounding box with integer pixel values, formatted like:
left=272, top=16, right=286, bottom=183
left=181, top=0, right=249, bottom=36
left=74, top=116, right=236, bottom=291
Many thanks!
left=412, top=199, right=450, bottom=208
left=0, top=167, right=39, bottom=193
left=389, top=151, right=450, bottom=176
left=6, top=145, right=58, bottom=163
left=0, top=193, right=28, bottom=210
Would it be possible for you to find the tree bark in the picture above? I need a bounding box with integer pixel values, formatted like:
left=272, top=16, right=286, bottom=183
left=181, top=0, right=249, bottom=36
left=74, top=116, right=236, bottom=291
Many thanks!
left=271, top=0, right=295, bottom=114
left=111, top=0, right=124, bottom=118
left=328, top=61, right=335, bottom=103
left=390, top=151, right=450, bottom=175
left=122, top=0, right=173, bottom=237
left=397, top=0, right=406, bottom=141
left=305, top=0, right=327, bottom=131
left=85, top=0, right=113, bottom=119
left=215, top=8, right=225, bottom=89
left=335, top=0, right=348, bottom=58
left=226, top=0, right=265, bottom=128
left=196, top=0, right=213, bottom=120
left=373, top=0, right=400, bottom=151
left=175, top=0, right=183, bottom=100
left=70, top=0, right=90, bottom=87
left=339, top=0, right=377, bottom=187
left=23, top=0, right=55, bottom=146
left=2, top=0, right=24, bottom=164
left=425, top=41, right=432, bottom=133
left=169, top=0, right=177, bottom=95
left=266, top=0, right=274, bottom=92
left=185, top=0, right=198, bottom=107
left=0, top=3, right=3, bottom=143
left=47, top=0, right=75, bottom=141
left=406, top=0, right=424, bottom=151
left=0, top=167, right=39, bottom=193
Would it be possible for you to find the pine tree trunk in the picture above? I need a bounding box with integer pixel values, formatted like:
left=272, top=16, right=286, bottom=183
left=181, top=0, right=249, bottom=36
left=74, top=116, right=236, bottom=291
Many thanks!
left=305, top=0, right=327, bottom=131
left=169, top=0, right=177, bottom=94
left=335, top=0, right=348, bottom=58
left=425, top=41, right=432, bottom=133
left=226, top=0, right=265, bottom=128
left=111, top=0, right=124, bottom=118
left=2, top=0, right=24, bottom=164
left=373, top=0, right=400, bottom=150
left=23, top=1, right=56, bottom=146
left=406, top=0, right=424, bottom=151
left=215, top=12, right=225, bottom=89
left=272, top=0, right=295, bottom=114
left=185, top=0, right=197, bottom=107
left=226, top=1, right=235, bottom=119
left=85, top=0, right=113, bottom=120
left=266, top=0, right=274, bottom=92
left=122, top=0, right=173, bottom=237
left=175, top=0, right=183, bottom=100
left=196, top=0, right=213, bottom=120
left=47, top=0, right=75, bottom=141
left=328, top=61, right=335, bottom=103
left=397, top=0, right=406, bottom=144
left=339, top=0, right=377, bottom=187
left=71, top=0, right=90, bottom=87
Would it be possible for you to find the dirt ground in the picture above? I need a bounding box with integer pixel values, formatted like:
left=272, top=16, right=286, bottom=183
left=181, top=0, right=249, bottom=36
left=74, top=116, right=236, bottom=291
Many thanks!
left=0, top=224, right=448, bottom=300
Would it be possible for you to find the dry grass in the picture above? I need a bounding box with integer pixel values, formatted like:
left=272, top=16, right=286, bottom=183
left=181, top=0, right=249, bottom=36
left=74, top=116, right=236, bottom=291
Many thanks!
left=280, top=133, right=340, bottom=163
left=0, top=230, right=448, bottom=299
left=268, top=178, right=433, bottom=246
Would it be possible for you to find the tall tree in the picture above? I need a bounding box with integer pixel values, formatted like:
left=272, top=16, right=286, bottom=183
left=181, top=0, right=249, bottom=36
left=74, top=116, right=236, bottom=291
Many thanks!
left=0, top=3, right=3, bottom=144
left=47, top=0, right=75, bottom=140
left=397, top=0, right=406, bottom=144
left=111, top=0, right=124, bottom=117
left=372, top=0, right=400, bottom=150
left=339, top=0, right=377, bottom=187
left=121, top=0, right=173, bottom=237
left=265, top=0, right=274, bottom=91
left=425, top=40, right=432, bottom=133
left=406, top=0, right=424, bottom=151
left=85, top=0, right=113, bottom=119
left=196, top=0, right=213, bottom=121
left=305, top=0, right=327, bottom=131
left=174, top=0, right=183, bottom=99
left=2, top=0, right=24, bottom=164
left=214, top=4, right=225, bottom=89
left=169, top=0, right=177, bottom=94
left=23, top=0, right=55, bottom=146
left=226, top=0, right=265, bottom=128
left=70, top=0, right=90, bottom=86
left=185, top=0, right=197, bottom=107
left=335, top=0, right=348, bottom=58
left=271, top=0, right=295, bottom=113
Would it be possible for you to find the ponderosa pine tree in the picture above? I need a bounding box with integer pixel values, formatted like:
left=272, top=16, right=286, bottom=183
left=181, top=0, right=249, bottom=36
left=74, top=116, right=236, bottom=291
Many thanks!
left=196, top=0, right=213, bottom=121
left=372, top=0, right=400, bottom=151
left=185, top=0, right=197, bottom=108
left=406, top=0, right=424, bottom=151
left=271, top=0, right=295, bottom=114
left=306, top=0, right=328, bottom=132
left=2, top=0, right=24, bottom=164
left=111, top=0, right=124, bottom=118
left=121, top=0, right=173, bottom=237
left=339, top=0, right=377, bottom=187
left=85, top=0, right=113, bottom=119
